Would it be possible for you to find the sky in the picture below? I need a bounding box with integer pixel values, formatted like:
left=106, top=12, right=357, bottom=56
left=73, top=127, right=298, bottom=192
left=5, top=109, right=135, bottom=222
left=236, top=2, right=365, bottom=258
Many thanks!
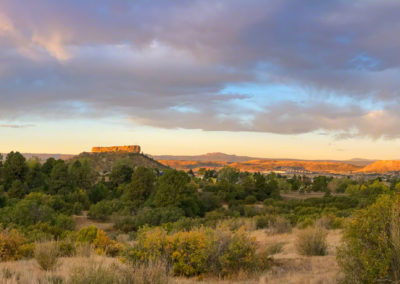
left=1, top=0, right=400, bottom=160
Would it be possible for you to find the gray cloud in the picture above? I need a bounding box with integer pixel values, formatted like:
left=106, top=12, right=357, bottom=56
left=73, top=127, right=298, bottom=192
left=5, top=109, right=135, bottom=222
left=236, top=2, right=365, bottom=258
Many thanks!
left=1, top=0, right=400, bottom=138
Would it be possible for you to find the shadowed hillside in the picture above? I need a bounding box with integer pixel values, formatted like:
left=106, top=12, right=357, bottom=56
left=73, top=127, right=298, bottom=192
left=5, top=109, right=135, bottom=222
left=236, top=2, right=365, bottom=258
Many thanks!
left=70, top=152, right=167, bottom=173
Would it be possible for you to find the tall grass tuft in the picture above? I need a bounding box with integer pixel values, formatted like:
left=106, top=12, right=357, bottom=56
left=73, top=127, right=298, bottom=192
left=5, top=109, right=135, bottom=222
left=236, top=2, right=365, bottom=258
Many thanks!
left=34, top=241, right=60, bottom=271
left=295, top=226, right=328, bottom=256
left=69, top=260, right=170, bottom=284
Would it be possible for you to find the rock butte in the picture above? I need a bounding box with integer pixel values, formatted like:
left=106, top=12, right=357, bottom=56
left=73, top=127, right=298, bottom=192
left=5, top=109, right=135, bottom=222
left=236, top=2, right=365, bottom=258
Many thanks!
left=92, top=145, right=141, bottom=153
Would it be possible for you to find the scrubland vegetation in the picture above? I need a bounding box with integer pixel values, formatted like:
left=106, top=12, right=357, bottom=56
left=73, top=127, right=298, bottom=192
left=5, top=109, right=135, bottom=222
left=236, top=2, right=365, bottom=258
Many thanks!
left=0, top=151, right=400, bottom=283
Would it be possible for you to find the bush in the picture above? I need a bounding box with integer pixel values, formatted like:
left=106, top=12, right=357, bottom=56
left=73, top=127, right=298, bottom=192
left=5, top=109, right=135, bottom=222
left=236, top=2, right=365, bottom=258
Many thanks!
left=19, top=243, right=35, bottom=258
left=125, top=226, right=266, bottom=277
left=164, top=217, right=203, bottom=233
left=254, top=215, right=273, bottom=229
left=76, top=226, right=98, bottom=243
left=93, top=229, right=123, bottom=257
left=217, top=227, right=259, bottom=275
left=69, top=262, right=119, bottom=284
left=34, top=241, right=59, bottom=271
left=54, top=214, right=76, bottom=231
left=0, top=228, right=26, bottom=261
left=125, top=227, right=168, bottom=263
left=297, top=217, right=315, bottom=229
left=167, top=229, right=210, bottom=276
left=295, top=227, right=328, bottom=256
left=113, top=215, right=135, bottom=233
left=245, top=195, right=257, bottom=204
left=337, top=194, right=400, bottom=283
left=269, top=216, right=292, bottom=234
left=216, top=218, right=255, bottom=231
left=58, top=238, right=76, bottom=257
left=134, top=207, right=185, bottom=229
left=243, top=205, right=262, bottom=217
left=315, top=214, right=344, bottom=229
left=88, top=200, right=121, bottom=221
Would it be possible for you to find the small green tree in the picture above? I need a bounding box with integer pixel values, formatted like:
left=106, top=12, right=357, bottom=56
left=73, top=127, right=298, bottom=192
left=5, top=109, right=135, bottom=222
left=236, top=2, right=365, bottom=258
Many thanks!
left=69, top=159, right=97, bottom=190
left=121, top=167, right=155, bottom=209
left=153, top=169, right=191, bottom=208
left=218, top=167, right=239, bottom=184
left=337, top=194, right=400, bottom=283
left=26, top=161, right=44, bottom=191
left=49, top=161, right=70, bottom=193
left=3, top=152, right=28, bottom=189
left=8, top=180, right=28, bottom=199
left=109, top=164, right=133, bottom=186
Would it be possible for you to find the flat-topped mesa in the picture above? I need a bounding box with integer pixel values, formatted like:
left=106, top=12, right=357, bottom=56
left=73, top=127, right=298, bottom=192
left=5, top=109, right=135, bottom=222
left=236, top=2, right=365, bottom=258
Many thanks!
left=92, top=145, right=141, bottom=153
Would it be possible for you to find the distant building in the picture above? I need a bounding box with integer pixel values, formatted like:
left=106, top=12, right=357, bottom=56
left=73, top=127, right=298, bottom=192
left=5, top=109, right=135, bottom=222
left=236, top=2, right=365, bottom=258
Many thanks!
left=92, top=145, right=141, bottom=153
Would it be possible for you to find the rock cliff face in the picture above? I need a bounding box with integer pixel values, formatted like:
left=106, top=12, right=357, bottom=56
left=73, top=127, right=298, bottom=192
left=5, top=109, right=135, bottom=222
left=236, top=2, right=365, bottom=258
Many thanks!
left=92, top=145, right=141, bottom=153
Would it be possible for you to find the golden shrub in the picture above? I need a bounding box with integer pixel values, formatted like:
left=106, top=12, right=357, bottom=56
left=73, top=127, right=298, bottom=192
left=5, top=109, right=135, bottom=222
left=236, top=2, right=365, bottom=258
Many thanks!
left=166, top=229, right=211, bottom=276
left=0, top=228, right=26, bottom=261
left=127, top=227, right=168, bottom=262
left=93, top=229, right=123, bottom=257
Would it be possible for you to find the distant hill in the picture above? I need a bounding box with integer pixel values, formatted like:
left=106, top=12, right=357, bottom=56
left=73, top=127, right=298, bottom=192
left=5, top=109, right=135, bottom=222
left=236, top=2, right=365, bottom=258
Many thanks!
left=159, top=159, right=363, bottom=174
left=153, top=152, right=375, bottom=166
left=70, top=152, right=167, bottom=173
left=152, top=152, right=255, bottom=163
left=1, top=153, right=75, bottom=162
left=357, top=160, right=400, bottom=173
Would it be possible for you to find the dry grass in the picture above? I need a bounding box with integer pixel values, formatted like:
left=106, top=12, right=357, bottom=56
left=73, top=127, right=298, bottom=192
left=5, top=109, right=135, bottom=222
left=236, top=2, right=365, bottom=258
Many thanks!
left=69, top=259, right=170, bottom=284
left=295, top=227, right=328, bottom=256
left=0, top=255, right=171, bottom=284
left=252, top=228, right=342, bottom=283
left=0, top=229, right=343, bottom=284
left=75, top=243, right=93, bottom=258
left=0, top=255, right=119, bottom=284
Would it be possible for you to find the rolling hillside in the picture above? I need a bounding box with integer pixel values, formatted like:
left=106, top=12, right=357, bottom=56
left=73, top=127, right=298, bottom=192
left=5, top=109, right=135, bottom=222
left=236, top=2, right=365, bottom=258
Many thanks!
left=69, top=152, right=167, bottom=173
left=357, top=160, right=400, bottom=173
left=5, top=151, right=400, bottom=174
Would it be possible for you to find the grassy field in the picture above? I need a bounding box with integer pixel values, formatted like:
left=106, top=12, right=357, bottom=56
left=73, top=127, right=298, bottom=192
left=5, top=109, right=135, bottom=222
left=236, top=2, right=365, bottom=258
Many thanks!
left=280, top=191, right=346, bottom=200
left=257, top=229, right=342, bottom=283
left=0, top=227, right=342, bottom=284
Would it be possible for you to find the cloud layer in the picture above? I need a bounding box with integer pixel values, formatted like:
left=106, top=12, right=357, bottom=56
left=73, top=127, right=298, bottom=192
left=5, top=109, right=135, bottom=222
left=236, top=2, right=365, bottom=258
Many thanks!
left=1, top=0, right=400, bottom=138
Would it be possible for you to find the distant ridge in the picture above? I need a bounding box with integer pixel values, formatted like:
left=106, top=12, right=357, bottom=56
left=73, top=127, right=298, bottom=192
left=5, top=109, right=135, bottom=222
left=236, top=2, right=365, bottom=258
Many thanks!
left=159, top=159, right=364, bottom=174
left=153, top=152, right=375, bottom=166
left=152, top=152, right=254, bottom=163
left=0, top=153, right=75, bottom=162
left=358, top=160, right=400, bottom=173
